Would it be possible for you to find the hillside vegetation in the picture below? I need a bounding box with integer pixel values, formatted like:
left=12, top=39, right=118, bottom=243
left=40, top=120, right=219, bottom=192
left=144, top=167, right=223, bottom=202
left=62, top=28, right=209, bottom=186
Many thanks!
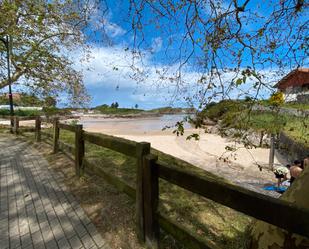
left=201, top=100, right=309, bottom=147
left=94, top=104, right=195, bottom=115
left=94, top=104, right=144, bottom=115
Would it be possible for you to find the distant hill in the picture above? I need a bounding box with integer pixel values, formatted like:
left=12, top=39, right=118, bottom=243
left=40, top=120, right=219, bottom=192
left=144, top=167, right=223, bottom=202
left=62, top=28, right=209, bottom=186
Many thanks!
left=93, top=105, right=144, bottom=115
left=148, top=106, right=196, bottom=114
left=93, top=104, right=196, bottom=115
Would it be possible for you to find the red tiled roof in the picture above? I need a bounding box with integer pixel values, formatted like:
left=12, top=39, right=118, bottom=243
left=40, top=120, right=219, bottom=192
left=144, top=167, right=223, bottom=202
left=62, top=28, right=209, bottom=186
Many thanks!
left=274, top=68, right=309, bottom=90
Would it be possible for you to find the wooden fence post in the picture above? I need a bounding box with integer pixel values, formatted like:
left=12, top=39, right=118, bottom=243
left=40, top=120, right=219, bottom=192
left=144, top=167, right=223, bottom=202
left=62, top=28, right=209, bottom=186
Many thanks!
left=136, top=142, right=151, bottom=242
left=269, top=133, right=275, bottom=170
left=53, top=118, right=59, bottom=153
left=10, top=116, right=14, bottom=133
left=13, top=116, right=19, bottom=134
left=35, top=116, right=41, bottom=142
left=75, top=124, right=84, bottom=177
left=259, top=130, right=264, bottom=147
left=143, top=154, right=159, bottom=249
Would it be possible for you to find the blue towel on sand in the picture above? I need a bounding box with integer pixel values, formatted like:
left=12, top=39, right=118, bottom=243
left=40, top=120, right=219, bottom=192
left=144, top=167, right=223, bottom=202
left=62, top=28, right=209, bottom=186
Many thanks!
left=263, top=185, right=287, bottom=192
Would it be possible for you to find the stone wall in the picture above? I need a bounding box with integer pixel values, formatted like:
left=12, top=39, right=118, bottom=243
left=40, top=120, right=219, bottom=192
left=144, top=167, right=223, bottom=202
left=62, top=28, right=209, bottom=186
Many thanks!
left=279, top=132, right=309, bottom=161
left=252, top=104, right=309, bottom=117
left=297, top=94, right=309, bottom=103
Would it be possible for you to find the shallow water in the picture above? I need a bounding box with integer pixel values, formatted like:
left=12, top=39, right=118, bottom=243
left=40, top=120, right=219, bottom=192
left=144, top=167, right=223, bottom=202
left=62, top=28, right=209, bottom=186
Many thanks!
left=80, top=114, right=192, bottom=133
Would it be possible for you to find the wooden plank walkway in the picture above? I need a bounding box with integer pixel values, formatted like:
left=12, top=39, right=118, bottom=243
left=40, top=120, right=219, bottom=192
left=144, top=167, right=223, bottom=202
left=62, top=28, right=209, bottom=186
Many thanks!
left=0, top=135, right=110, bottom=249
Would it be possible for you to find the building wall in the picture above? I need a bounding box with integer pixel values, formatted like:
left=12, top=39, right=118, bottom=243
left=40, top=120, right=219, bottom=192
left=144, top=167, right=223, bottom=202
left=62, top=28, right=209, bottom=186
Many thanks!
left=283, top=84, right=309, bottom=103
left=279, top=132, right=309, bottom=161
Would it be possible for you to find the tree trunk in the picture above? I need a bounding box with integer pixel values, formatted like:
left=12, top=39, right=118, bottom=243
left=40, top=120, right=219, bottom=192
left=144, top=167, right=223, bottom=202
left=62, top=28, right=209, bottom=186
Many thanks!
left=249, top=166, right=309, bottom=249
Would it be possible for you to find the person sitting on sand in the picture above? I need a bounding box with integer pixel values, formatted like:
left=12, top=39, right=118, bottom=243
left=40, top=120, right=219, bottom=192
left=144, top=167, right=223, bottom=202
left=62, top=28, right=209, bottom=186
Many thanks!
left=273, top=165, right=290, bottom=188
left=290, top=160, right=303, bottom=184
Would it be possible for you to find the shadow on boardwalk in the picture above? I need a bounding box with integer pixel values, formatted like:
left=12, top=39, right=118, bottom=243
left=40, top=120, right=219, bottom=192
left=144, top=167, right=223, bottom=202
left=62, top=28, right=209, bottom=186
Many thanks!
left=0, top=135, right=109, bottom=249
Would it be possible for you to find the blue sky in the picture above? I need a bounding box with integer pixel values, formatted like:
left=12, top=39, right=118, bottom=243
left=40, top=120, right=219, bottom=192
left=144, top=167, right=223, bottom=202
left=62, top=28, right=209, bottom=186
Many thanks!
left=0, top=1, right=307, bottom=109
left=70, top=1, right=308, bottom=109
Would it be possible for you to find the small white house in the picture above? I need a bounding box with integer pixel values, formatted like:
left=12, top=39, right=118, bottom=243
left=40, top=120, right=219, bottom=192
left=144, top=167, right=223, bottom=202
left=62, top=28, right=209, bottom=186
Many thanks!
left=274, top=68, right=309, bottom=103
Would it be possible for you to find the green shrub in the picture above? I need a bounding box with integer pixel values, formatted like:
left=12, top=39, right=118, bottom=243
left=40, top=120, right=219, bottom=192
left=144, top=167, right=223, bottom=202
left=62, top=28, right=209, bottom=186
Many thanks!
left=94, top=105, right=143, bottom=114
left=0, top=108, right=42, bottom=116
left=42, top=107, right=71, bottom=117
left=202, top=100, right=247, bottom=121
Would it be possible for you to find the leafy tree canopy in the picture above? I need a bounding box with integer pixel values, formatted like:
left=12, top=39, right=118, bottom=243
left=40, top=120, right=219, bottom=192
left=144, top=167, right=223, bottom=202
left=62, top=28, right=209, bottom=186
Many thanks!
left=0, top=0, right=106, bottom=106
left=125, top=0, right=308, bottom=106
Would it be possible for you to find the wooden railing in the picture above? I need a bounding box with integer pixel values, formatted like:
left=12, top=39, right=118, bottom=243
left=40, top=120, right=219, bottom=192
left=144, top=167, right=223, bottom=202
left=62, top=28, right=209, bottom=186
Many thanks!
left=2, top=115, right=309, bottom=249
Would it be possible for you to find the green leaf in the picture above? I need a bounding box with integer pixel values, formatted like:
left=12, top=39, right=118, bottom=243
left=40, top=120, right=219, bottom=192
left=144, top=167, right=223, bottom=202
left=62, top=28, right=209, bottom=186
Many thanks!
left=236, top=78, right=243, bottom=86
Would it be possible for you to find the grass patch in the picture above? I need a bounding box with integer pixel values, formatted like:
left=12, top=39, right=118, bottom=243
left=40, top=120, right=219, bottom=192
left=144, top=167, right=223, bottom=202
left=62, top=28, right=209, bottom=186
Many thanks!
left=244, top=112, right=308, bottom=146
left=282, top=103, right=309, bottom=110
left=0, top=108, right=42, bottom=116
left=203, top=100, right=309, bottom=147
left=283, top=117, right=309, bottom=146
left=37, top=128, right=253, bottom=249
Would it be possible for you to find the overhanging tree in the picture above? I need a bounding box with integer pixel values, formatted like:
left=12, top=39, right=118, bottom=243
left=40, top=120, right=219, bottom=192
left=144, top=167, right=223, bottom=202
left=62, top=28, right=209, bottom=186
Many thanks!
left=123, top=1, right=309, bottom=248
left=126, top=0, right=308, bottom=106
left=0, top=0, right=107, bottom=106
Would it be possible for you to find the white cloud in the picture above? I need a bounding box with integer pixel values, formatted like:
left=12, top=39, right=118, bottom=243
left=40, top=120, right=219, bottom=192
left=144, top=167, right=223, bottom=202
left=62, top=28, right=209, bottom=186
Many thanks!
left=88, top=6, right=126, bottom=38
left=102, top=19, right=126, bottom=37
left=151, top=37, right=163, bottom=53
left=73, top=45, right=280, bottom=108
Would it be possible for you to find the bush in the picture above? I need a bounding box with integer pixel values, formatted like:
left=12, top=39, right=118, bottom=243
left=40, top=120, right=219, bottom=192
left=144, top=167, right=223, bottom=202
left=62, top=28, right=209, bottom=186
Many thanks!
left=0, top=108, right=42, bottom=117
left=94, top=105, right=143, bottom=114
left=42, top=107, right=71, bottom=117
left=202, top=100, right=247, bottom=121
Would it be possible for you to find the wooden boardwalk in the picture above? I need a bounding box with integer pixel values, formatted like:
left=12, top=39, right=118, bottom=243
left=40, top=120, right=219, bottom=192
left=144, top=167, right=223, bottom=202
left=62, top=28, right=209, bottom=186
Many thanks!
left=0, top=135, right=110, bottom=249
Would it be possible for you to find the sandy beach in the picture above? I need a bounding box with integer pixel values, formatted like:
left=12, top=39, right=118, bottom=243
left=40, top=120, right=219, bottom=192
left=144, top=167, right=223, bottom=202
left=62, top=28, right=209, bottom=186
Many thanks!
left=0, top=115, right=287, bottom=194
left=80, top=115, right=288, bottom=195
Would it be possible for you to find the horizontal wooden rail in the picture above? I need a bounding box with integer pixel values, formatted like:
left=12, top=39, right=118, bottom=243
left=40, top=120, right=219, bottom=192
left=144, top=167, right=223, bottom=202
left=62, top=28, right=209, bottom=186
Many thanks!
left=157, top=161, right=309, bottom=238
left=83, top=158, right=136, bottom=198
left=58, top=123, right=76, bottom=132
left=0, top=115, right=38, bottom=121
left=0, top=115, right=10, bottom=119
left=18, top=127, right=36, bottom=133
left=5, top=115, right=309, bottom=246
left=18, top=116, right=37, bottom=121
left=83, top=156, right=214, bottom=248
left=83, top=131, right=138, bottom=158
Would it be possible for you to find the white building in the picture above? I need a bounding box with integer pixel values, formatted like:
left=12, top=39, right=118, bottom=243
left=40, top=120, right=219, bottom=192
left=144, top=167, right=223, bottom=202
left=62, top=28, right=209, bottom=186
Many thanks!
left=274, top=68, right=309, bottom=103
